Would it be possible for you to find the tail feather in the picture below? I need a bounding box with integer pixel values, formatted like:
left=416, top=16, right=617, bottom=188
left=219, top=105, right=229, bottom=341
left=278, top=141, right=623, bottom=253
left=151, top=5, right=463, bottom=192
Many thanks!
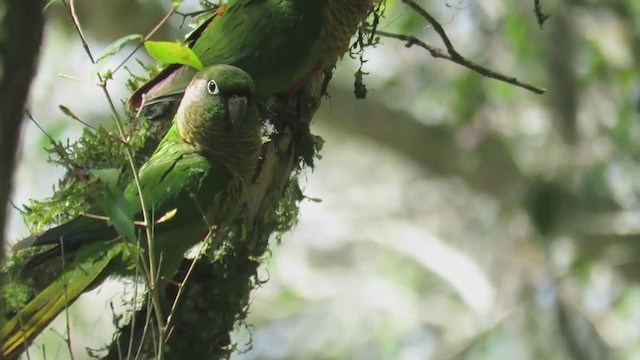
left=0, top=242, right=126, bottom=358
left=13, top=216, right=117, bottom=251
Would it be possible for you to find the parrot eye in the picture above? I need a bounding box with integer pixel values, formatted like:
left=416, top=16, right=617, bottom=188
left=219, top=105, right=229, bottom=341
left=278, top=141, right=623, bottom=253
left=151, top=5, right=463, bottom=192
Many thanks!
left=207, top=80, right=220, bottom=95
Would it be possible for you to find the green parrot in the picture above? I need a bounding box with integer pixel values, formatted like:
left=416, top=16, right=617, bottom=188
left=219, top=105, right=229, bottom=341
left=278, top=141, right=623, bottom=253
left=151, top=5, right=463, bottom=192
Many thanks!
left=128, top=0, right=374, bottom=109
left=0, top=64, right=262, bottom=358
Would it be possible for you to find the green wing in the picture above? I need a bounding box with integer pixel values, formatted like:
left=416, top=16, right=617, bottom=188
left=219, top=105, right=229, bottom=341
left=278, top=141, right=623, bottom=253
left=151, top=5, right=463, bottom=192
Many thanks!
left=193, top=0, right=324, bottom=96
left=0, top=242, right=133, bottom=357
left=124, top=126, right=231, bottom=229
left=18, top=126, right=230, bottom=250
left=123, top=127, right=234, bottom=282
left=2, top=64, right=260, bottom=358
left=129, top=0, right=325, bottom=107
left=1, top=127, right=232, bottom=357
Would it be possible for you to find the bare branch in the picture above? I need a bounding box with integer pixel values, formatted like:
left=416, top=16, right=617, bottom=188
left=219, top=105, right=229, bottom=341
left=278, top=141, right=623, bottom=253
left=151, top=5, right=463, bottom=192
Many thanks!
left=370, top=0, right=547, bottom=95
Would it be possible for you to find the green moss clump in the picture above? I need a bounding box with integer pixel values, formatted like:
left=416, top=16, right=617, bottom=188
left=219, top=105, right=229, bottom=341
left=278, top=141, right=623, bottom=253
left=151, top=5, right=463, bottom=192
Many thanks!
left=22, top=119, right=157, bottom=232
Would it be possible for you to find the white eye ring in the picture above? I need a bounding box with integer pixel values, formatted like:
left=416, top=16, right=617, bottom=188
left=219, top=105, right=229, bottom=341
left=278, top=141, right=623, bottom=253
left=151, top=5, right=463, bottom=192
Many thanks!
left=207, top=80, right=220, bottom=95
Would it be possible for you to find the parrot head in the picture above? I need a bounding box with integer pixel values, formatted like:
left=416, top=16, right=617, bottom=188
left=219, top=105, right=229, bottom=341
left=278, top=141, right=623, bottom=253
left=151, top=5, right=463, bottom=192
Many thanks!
left=176, top=64, right=258, bottom=148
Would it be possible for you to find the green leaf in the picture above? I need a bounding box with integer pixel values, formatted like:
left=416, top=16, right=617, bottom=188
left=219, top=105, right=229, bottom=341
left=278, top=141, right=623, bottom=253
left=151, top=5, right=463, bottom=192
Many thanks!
left=103, top=186, right=137, bottom=243
left=91, top=168, right=121, bottom=190
left=91, top=169, right=136, bottom=242
left=93, top=34, right=143, bottom=76
left=144, top=41, right=204, bottom=70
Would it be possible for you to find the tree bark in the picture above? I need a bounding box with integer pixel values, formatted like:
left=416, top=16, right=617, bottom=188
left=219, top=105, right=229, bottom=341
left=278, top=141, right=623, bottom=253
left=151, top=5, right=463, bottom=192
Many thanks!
left=104, top=67, right=332, bottom=360
left=0, top=0, right=45, bottom=262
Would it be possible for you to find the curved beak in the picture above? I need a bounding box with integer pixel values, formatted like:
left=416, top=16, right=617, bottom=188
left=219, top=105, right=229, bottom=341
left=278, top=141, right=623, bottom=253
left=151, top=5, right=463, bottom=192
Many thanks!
left=227, top=95, right=248, bottom=128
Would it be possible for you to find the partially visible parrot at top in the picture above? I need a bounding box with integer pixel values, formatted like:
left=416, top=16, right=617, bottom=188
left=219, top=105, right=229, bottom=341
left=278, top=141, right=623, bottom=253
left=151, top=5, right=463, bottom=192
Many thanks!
left=0, top=65, right=262, bottom=358
left=128, top=0, right=375, bottom=109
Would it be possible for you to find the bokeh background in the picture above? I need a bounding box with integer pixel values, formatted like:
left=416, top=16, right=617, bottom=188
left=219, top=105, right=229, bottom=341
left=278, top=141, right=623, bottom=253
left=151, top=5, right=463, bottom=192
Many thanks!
left=6, top=0, right=640, bottom=359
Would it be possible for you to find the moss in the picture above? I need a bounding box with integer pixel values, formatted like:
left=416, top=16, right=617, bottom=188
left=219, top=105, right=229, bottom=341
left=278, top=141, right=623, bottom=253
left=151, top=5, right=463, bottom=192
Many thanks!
left=3, top=1, right=347, bottom=357
left=350, top=2, right=386, bottom=99
left=1, top=113, right=162, bottom=325
left=271, top=179, right=305, bottom=244
left=21, top=119, right=156, bottom=232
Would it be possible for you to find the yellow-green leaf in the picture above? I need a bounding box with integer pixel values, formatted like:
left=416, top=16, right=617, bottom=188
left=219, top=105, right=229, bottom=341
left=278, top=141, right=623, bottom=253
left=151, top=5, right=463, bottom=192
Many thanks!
left=144, top=41, right=204, bottom=70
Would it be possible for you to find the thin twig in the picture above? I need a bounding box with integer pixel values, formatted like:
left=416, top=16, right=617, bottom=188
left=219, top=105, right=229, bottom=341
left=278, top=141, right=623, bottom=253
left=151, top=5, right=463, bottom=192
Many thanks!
left=56, top=105, right=100, bottom=133
left=134, top=298, right=154, bottom=360
left=110, top=3, right=180, bottom=77
left=371, top=29, right=545, bottom=95
left=31, top=105, right=123, bottom=146
left=402, top=0, right=456, bottom=54
left=57, top=73, right=85, bottom=82
left=26, top=110, right=118, bottom=190
left=25, top=110, right=89, bottom=181
left=378, top=0, right=546, bottom=94
left=15, top=301, right=31, bottom=359
left=59, top=236, right=76, bottom=360
left=108, top=302, right=124, bottom=360
left=175, top=8, right=214, bottom=27
left=167, top=245, right=211, bottom=316
left=60, top=0, right=167, bottom=356
left=25, top=110, right=56, bottom=143
left=81, top=211, right=175, bottom=227
left=163, top=196, right=217, bottom=342
left=127, top=255, right=140, bottom=360
left=163, top=232, right=212, bottom=343
left=533, top=0, right=550, bottom=28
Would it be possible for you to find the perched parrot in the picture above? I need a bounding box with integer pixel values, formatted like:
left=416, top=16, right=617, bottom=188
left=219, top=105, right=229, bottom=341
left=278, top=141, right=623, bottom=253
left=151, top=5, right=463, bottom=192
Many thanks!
left=0, top=64, right=262, bottom=358
left=128, top=0, right=374, bottom=109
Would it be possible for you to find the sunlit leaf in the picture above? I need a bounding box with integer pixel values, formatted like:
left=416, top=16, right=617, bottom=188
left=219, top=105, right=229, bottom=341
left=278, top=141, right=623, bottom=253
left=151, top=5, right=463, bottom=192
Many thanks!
left=155, top=208, right=177, bottom=224
left=144, top=41, right=204, bottom=70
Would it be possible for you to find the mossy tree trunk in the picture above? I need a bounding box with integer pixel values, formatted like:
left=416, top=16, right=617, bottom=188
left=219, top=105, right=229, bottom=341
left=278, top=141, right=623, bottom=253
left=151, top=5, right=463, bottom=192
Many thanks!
left=1, top=2, right=374, bottom=357
left=104, top=61, right=336, bottom=360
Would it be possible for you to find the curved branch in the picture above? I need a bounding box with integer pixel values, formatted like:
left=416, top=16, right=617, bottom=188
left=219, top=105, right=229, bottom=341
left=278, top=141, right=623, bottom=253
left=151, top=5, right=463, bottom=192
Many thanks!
left=368, top=0, right=546, bottom=95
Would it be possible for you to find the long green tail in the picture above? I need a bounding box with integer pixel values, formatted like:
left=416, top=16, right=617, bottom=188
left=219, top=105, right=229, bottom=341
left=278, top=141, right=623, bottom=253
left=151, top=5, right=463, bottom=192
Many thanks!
left=0, top=242, right=129, bottom=357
